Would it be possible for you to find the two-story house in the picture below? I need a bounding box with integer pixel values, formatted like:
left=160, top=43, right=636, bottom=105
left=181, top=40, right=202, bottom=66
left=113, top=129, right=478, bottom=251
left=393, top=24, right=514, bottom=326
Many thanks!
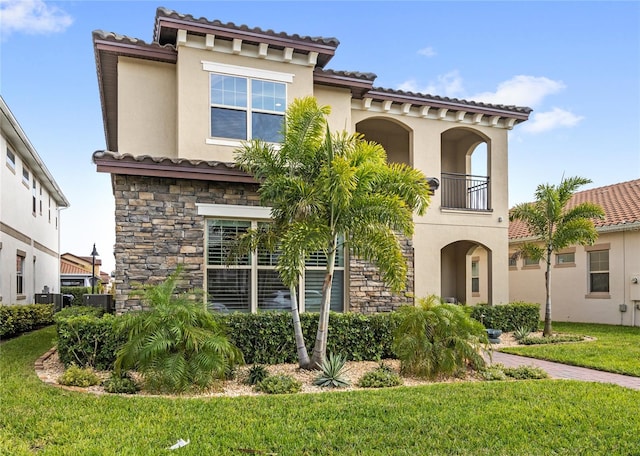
left=1, top=96, right=69, bottom=304
left=92, top=8, right=530, bottom=313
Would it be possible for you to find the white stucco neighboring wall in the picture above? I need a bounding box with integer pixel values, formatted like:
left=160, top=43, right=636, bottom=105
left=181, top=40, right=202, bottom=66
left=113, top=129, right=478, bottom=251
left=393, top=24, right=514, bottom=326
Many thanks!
left=0, top=97, right=69, bottom=304
left=509, top=229, right=640, bottom=326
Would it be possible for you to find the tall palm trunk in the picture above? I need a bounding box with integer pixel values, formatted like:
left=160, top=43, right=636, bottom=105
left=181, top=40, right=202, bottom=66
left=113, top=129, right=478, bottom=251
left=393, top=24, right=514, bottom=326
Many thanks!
left=289, top=284, right=311, bottom=368
left=310, top=235, right=337, bottom=368
left=543, top=245, right=553, bottom=337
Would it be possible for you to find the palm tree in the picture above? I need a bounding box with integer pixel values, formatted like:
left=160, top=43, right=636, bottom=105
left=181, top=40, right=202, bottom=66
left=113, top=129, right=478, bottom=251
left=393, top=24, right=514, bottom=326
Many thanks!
left=509, top=177, right=604, bottom=337
left=236, top=97, right=431, bottom=368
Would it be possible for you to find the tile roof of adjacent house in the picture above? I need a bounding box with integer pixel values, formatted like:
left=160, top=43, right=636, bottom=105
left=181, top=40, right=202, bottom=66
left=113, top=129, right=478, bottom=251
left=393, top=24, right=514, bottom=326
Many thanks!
left=60, top=261, right=91, bottom=275
left=509, top=179, right=640, bottom=240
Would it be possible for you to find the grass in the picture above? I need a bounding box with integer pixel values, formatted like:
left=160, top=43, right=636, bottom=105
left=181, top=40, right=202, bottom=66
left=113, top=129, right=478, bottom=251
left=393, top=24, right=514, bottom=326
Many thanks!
left=1, top=327, right=639, bottom=455
left=501, top=322, right=640, bottom=376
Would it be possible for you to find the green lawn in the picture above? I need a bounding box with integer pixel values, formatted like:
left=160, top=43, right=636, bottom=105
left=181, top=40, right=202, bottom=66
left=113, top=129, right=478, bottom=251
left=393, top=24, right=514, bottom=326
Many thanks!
left=1, top=327, right=640, bottom=455
left=501, top=322, right=640, bottom=376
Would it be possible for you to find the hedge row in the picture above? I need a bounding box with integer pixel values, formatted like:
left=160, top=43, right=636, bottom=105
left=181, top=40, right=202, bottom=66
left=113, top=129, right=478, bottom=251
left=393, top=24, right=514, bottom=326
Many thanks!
left=56, top=310, right=125, bottom=370
left=470, top=302, right=540, bottom=332
left=220, top=312, right=398, bottom=364
left=0, top=304, right=55, bottom=338
left=53, top=302, right=540, bottom=369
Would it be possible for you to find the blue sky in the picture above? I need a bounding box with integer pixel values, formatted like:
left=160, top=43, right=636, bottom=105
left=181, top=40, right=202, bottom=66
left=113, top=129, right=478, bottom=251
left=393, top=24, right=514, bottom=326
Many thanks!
left=1, top=0, right=639, bottom=273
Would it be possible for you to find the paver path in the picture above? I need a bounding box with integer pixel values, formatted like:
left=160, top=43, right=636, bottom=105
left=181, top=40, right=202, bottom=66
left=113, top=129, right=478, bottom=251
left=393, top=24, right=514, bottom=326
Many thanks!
left=489, top=351, right=640, bottom=390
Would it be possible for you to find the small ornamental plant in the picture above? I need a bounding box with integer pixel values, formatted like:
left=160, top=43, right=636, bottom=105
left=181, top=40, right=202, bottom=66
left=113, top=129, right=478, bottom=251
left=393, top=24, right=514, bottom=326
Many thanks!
left=58, top=365, right=100, bottom=387
left=255, top=375, right=301, bottom=394
left=314, top=352, right=351, bottom=388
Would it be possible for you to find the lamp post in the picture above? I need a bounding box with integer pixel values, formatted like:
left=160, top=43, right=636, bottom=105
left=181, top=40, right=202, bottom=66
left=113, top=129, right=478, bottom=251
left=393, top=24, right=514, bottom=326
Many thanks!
left=90, top=243, right=99, bottom=294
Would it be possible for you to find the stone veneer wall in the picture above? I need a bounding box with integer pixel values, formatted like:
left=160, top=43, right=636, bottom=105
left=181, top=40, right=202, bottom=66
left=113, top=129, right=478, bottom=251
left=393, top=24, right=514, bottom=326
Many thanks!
left=112, top=175, right=261, bottom=312
left=113, top=174, right=415, bottom=313
left=348, top=237, right=415, bottom=314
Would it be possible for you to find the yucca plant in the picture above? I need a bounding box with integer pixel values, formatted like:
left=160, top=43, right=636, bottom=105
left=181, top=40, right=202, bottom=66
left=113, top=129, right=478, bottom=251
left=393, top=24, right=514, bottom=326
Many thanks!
left=313, top=352, right=351, bottom=388
left=114, top=268, right=244, bottom=393
left=392, top=295, right=489, bottom=379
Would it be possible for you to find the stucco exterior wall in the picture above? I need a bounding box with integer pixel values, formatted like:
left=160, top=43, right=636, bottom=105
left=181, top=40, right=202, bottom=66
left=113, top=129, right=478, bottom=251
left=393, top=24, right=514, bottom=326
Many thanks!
left=1, top=134, right=62, bottom=303
left=509, top=230, right=640, bottom=326
left=118, top=58, right=177, bottom=157
left=174, top=39, right=315, bottom=163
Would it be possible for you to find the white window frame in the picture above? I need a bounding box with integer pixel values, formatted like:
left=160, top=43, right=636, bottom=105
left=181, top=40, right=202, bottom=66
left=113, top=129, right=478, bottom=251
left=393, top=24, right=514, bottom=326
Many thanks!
left=202, top=208, right=345, bottom=314
left=22, top=166, right=30, bottom=187
left=587, top=249, right=609, bottom=295
left=471, top=258, right=480, bottom=294
left=203, top=62, right=292, bottom=147
left=6, top=147, right=16, bottom=171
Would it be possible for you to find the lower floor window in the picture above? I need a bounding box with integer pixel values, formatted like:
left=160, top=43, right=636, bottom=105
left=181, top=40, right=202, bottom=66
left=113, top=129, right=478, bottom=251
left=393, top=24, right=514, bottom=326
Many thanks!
left=16, top=254, right=25, bottom=294
left=588, top=250, right=609, bottom=293
left=205, top=219, right=344, bottom=313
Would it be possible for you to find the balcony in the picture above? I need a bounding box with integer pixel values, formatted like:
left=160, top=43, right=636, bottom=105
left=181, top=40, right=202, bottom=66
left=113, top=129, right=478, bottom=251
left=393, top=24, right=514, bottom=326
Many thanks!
left=441, top=172, right=491, bottom=211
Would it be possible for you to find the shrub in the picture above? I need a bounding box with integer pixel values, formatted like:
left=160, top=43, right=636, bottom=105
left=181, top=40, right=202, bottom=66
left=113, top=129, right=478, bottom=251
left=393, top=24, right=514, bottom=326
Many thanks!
left=478, top=365, right=508, bottom=381
left=470, top=302, right=540, bottom=332
left=245, top=365, right=269, bottom=385
left=357, top=364, right=403, bottom=388
left=314, top=352, right=350, bottom=388
left=56, top=313, right=122, bottom=370
left=221, top=311, right=397, bottom=365
left=503, top=365, right=549, bottom=380
left=0, top=304, right=55, bottom=338
left=519, top=334, right=584, bottom=345
left=392, top=295, right=489, bottom=379
left=255, top=374, right=301, bottom=394
left=115, top=269, right=243, bottom=393
left=54, top=305, right=105, bottom=321
left=58, top=365, right=100, bottom=387
left=103, top=372, right=139, bottom=394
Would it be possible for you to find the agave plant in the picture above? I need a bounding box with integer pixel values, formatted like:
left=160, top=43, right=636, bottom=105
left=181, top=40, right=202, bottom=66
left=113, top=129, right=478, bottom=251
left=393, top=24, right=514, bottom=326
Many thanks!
left=513, top=326, right=532, bottom=341
left=313, top=352, right=351, bottom=388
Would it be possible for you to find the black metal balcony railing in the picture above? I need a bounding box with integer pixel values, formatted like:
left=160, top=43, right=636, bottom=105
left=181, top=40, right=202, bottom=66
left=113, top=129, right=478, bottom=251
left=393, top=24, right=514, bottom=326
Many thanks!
left=441, top=172, right=491, bottom=211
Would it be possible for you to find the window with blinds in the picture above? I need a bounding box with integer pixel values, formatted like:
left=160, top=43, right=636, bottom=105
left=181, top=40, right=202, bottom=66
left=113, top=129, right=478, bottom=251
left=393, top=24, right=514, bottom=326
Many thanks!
left=205, top=219, right=345, bottom=313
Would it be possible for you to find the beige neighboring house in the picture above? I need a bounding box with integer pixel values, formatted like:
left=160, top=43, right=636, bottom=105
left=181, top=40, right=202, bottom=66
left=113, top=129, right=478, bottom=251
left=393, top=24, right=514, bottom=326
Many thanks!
left=0, top=96, right=69, bottom=304
left=509, top=179, right=640, bottom=326
left=92, top=8, right=531, bottom=313
left=60, top=253, right=104, bottom=290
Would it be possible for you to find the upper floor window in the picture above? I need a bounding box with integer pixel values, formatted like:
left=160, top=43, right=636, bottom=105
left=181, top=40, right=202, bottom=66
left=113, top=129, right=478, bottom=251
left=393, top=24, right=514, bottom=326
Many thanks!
left=210, top=73, right=285, bottom=143
left=508, top=255, right=517, bottom=268
left=32, top=180, right=37, bottom=214
left=523, top=256, right=539, bottom=267
left=556, top=251, right=575, bottom=266
left=6, top=147, right=16, bottom=170
left=588, top=250, right=609, bottom=293
left=22, top=166, right=30, bottom=186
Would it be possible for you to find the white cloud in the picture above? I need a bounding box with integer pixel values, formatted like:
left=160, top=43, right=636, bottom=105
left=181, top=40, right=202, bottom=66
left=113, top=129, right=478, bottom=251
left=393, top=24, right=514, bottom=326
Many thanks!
left=0, top=0, right=73, bottom=38
left=417, top=46, right=437, bottom=57
left=471, top=75, right=565, bottom=107
left=521, top=107, right=584, bottom=134
left=397, top=70, right=464, bottom=97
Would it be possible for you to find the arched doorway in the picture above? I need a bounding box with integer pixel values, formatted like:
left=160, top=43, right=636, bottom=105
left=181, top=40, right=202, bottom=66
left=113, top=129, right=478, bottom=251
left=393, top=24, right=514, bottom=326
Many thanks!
left=356, top=117, right=411, bottom=165
left=440, top=240, right=492, bottom=305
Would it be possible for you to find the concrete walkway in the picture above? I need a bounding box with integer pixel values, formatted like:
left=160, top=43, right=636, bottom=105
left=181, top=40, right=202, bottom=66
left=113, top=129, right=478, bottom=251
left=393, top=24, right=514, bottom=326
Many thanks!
left=489, top=351, right=640, bottom=391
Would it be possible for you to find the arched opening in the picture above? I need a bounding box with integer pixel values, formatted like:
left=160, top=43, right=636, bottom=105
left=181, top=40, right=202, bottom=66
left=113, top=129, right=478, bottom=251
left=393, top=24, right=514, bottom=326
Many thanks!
left=356, top=117, right=411, bottom=165
left=441, top=128, right=491, bottom=211
left=440, top=240, right=492, bottom=305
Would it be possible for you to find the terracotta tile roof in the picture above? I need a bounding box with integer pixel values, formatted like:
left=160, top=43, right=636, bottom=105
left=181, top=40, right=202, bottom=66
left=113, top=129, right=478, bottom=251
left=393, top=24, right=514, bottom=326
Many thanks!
left=60, top=262, right=90, bottom=275
left=93, top=151, right=256, bottom=184
left=509, top=179, right=640, bottom=240
left=154, top=7, right=340, bottom=50
left=368, top=87, right=532, bottom=117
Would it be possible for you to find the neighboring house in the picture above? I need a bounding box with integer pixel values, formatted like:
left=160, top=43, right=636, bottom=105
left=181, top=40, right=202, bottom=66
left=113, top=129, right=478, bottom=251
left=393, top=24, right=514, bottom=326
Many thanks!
left=0, top=96, right=70, bottom=304
left=509, top=179, right=640, bottom=326
left=92, top=8, right=531, bottom=313
left=60, top=252, right=103, bottom=290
